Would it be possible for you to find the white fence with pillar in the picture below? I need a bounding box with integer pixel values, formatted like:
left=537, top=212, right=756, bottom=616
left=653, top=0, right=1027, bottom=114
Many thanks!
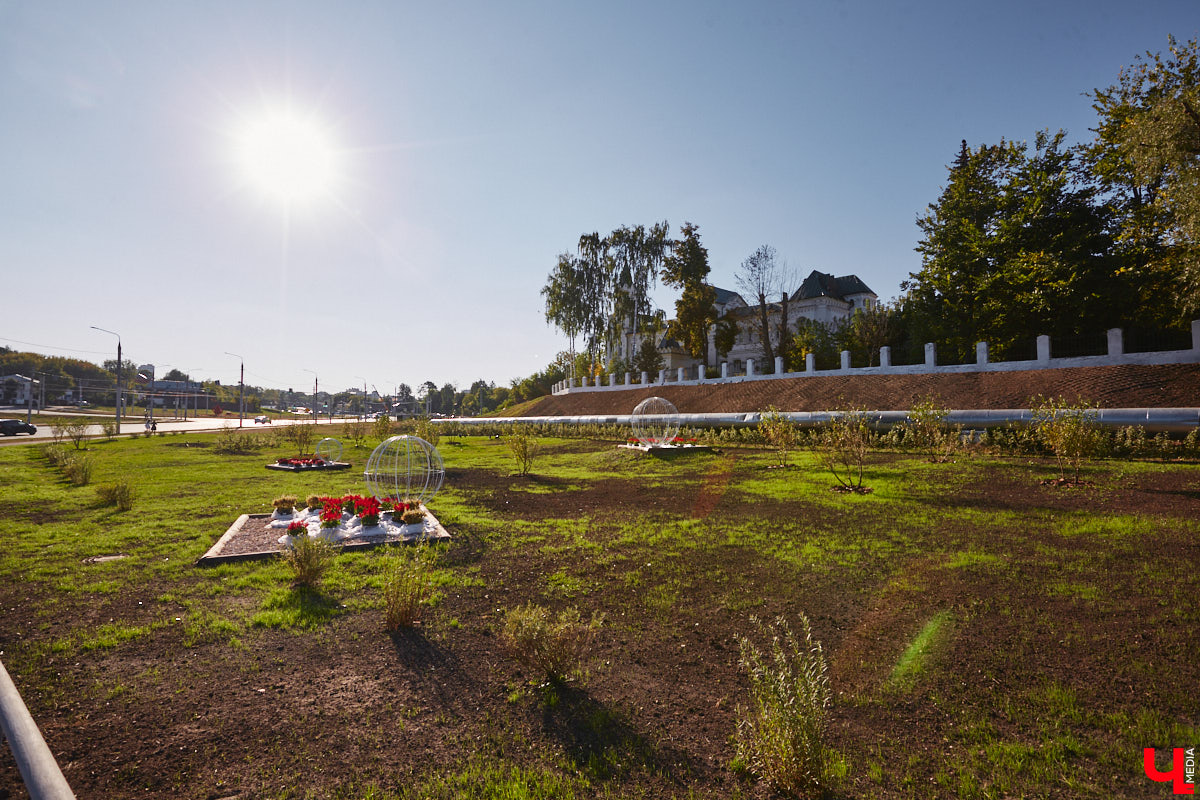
left=550, top=321, right=1200, bottom=395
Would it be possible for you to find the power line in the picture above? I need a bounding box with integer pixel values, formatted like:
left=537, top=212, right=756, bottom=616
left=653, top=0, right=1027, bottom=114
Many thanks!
left=0, top=336, right=111, bottom=356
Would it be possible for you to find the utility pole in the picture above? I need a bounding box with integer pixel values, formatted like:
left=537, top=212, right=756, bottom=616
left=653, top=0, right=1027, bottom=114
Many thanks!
left=91, top=326, right=122, bottom=430
left=303, top=369, right=318, bottom=423
left=226, top=352, right=244, bottom=427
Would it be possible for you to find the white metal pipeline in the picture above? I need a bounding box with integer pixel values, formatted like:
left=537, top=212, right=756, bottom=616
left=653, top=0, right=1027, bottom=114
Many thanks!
left=435, top=408, right=1200, bottom=433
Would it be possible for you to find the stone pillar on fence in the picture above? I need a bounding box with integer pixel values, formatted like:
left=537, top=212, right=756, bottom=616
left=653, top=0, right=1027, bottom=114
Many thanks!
left=640, top=371, right=648, bottom=385
left=582, top=375, right=589, bottom=388
left=1107, top=328, right=1124, bottom=357
left=924, top=342, right=937, bottom=367
left=880, top=346, right=891, bottom=368
left=747, top=359, right=756, bottom=376
left=774, top=356, right=784, bottom=375
left=657, top=369, right=666, bottom=384
left=1193, top=320, right=1200, bottom=351
left=721, top=362, right=728, bottom=378
left=976, top=341, right=989, bottom=366
left=698, top=365, right=706, bottom=382
left=1036, top=335, right=1051, bottom=362
left=840, top=350, right=851, bottom=370
left=624, top=372, right=632, bottom=386
left=677, top=367, right=685, bottom=382
left=806, top=353, right=815, bottom=372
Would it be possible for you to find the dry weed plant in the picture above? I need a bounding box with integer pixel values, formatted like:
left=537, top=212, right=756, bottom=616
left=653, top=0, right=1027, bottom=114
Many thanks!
left=383, top=547, right=432, bottom=630
left=736, top=614, right=832, bottom=798
left=500, top=603, right=604, bottom=684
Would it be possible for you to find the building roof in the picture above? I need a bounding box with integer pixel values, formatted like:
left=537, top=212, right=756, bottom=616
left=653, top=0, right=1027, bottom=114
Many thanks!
left=710, top=285, right=746, bottom=306
left=794, top=270, right=875, bottom=301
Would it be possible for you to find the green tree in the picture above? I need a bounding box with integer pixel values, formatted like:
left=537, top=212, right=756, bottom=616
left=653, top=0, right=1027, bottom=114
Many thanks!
left=662, top=222, right=716, bottom=360
left=906, top=134, right=1118, bottom=361
left=1089, top=35, right=1200, bottom=322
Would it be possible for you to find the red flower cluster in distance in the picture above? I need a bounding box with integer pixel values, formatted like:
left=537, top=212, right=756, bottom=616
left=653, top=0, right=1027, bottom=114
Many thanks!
left=286, top=520, right=308, bottom=536
left=276, top=457, right=326, bottom=467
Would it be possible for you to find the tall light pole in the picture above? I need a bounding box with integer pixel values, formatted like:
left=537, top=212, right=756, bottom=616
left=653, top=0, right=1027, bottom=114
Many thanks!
left=225, top=352, right=244, bottom=428
left=178, top=367, right=201, bottom=421
left=355, top=375, right=367, bottom=417
left=91, top=326, right=122, bottom=430
left=302, top=369, right=318, bottom=423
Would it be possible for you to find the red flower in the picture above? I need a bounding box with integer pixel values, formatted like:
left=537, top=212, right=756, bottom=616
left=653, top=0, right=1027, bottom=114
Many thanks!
left=286, top=520, right=308, bottom=536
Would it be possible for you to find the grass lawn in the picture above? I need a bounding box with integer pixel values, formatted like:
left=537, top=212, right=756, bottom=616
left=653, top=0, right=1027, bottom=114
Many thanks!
left=0, top=428, right=1196, bottom=799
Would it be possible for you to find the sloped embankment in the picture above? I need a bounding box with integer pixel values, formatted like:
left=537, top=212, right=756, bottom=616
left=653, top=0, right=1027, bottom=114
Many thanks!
left=514, top=363, right=1200, bottom=416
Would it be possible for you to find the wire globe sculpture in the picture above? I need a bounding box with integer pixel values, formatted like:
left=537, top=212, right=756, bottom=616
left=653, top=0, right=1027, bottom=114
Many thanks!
left=631, top=396, right=681, bottom=446
left=364, top=435, right=445, bottom=506
left=313, top=437, right=343, bottom=464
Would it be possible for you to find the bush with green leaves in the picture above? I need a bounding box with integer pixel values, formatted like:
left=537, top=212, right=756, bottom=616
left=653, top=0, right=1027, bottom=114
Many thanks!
left=500, top=603, right=604, bottom=685
left=899, top=396, right=959, bottom=463
left=214, top=425, right=259, bottom=455
left=372, top=413, right=393, bottom=441
left=735, top=614, right=832, bottom=799
left=62, top=453, right=93, bottom=486
left=280, top=534, right=336, bottom=588
left=1031, top=396, right=1105, bottom=483
left=97, top=480, right=135, bottom=511
left=505, top=430, right=539, bottom=476
left=383, top=547, right=433, bottom=630
left=412, top=417, right=440, bottom=448
left=340, top=419, right=368, bottom=448
left=759, top=407, right=799, bottom=468
left=100, top=419, right=120, bottom=440
left=280, top=422, right=316, bottom=455
left=818, top=409, right=873, bottom=492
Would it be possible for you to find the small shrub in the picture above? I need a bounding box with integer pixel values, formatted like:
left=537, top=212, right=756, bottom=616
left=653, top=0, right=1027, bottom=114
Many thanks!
left=280, top=534, right=336, bottom=588
left=64, top=422, right=89, bottom=450
left=759, top=406, right=798, bottom=468
left=500, top=603, right=604, bottom=685
left=100, top=420, right=119, bottom=440
left=214, top=425, right=259, bottom=455
left=50, top=423, right=68, bottom=443
left=373, top=413, right=393, bottom=441
left=272, top=495, right=298, bottom=513
left=305, top=495, right=322, bottom=511
left=900, top=396, right=959, bottom=463
left=341, top=420, right=368, bottom=448
left=736, top=614, right=832, bottom=798
left=97, top=480, right=135, bottom=512
left=400, top=506, right=427, bottom=526
left=281, top=423, right=316, bottom=455
left=1031, top=396, right=1104, bottom=483
left=62, top=454, right=93, bottom=486
left=41, top=443, right=67, bottom=467
left=413, top=417, right=440, bottom=448
left=383, top=548, right=433, bottom=630
left=818, top=409, right=873, bottom=492
left=505, top=430, right=539, bottom=476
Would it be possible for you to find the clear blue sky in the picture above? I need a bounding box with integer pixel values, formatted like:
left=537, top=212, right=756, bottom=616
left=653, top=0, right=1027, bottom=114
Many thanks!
left=2, top=0, right=1196, bottom=394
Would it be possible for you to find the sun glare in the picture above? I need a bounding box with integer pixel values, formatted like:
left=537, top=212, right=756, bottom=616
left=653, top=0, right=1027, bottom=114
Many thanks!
left=233, top=107, right=341, bottom=207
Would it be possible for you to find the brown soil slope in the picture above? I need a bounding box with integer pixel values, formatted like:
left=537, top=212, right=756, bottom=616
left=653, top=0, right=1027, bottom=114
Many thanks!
left=517, top=363, right=1200, bottom=416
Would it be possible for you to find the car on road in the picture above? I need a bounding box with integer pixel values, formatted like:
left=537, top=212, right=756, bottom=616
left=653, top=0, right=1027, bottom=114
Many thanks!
left=254, top=415, right=272, bottom=424
left=0, top=419, right=37, bottom=436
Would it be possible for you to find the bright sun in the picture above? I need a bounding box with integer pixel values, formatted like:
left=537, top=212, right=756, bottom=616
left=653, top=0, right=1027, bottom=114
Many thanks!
left=233, top=107, right=341, bottom=207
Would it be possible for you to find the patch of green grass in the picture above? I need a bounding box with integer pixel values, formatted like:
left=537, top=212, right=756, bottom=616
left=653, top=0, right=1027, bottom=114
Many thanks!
left=943, top=550, right=1004, bottom=570
left=888, top=610, right=954, bottom=691
left=251, top=587, right=344, bottom=630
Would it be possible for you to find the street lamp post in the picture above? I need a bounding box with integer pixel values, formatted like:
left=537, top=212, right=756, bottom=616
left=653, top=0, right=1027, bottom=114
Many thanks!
left=302, top=369, right=318, bottom=423
left=90, top=326, right=122, bottom=430
left=225, top=352, right=244, bottom=428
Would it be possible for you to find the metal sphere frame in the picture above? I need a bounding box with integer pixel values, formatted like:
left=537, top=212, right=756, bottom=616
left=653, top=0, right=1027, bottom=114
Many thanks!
left=314, top=437, right=343, bottom=464
left=630, top=396, right=681, bottom=447
left=363, top=435, right=445, bottom=506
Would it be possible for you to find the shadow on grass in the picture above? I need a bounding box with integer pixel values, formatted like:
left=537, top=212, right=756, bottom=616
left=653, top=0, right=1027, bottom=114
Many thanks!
left=537, top=681, right=695, bottom=783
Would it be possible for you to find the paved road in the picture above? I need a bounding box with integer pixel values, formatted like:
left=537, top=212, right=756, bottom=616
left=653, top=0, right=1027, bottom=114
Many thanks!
left=0, top=411, right=347, bottom=445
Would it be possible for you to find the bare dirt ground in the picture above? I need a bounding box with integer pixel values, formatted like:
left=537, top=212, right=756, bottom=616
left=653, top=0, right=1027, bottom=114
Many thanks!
left=518, top=363, right=1200, bottom=415
left=0, top=442, right=1196, bottom=799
